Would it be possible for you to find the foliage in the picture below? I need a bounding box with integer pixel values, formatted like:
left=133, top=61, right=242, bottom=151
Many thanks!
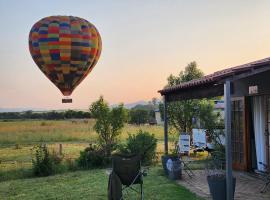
left=158, top=102, right=164, bottom=121
left=119, top=130, right=157, bottom=165
left=31, top=144, right=63, bottom=177
left=200, top=100, right=225, bottom=159
left=89, top=96, right=127, bottom=156
left=167, top=61, right=204, bottom=86
left=77, top=143, right=109, bottom=169
left=0, top=110, right=91, bottom=120
left=164, top=62, right=205, bottom=133
left=128, top=101, right=158, bottom=125
left=129, top=109, right=149, bottom=124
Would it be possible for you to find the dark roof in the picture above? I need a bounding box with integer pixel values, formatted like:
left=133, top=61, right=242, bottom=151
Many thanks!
left=159, top=57, right=270, bottom=95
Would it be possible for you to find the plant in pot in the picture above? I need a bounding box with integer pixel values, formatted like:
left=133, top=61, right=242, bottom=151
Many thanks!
left=161, top=140, right=182, bottom=180
left=205, top=150, right=236, bottom=200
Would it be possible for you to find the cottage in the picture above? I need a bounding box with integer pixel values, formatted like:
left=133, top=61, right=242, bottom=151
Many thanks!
left=159, top=57, right=270, bottom=199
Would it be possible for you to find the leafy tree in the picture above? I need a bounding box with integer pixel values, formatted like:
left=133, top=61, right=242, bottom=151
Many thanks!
left=167, top=61, right=203, bottom=86
left=89, top=96, right=127, bottom=156
left=164, top=61, right=216, bottom=134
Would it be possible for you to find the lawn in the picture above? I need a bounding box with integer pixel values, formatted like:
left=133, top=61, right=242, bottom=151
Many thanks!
left=0, top=119, right=207, bottom=199
left=0, top=167, right=203, bottom=200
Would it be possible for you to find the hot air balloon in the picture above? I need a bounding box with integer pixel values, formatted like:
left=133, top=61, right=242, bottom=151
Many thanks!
left=29, top=16, right=102, bottom=103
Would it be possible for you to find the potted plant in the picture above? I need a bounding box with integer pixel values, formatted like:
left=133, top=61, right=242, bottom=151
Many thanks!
left=161, top=141, right=182, bottom=179
left=205, top=154, right=236, bottom=200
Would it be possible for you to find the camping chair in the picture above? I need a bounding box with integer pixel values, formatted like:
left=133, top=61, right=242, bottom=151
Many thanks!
left=258, top=162, right=270, bottom=193
left=109, top=154, right=147, bottom=200
left=176, top=143, right=195, bottom=178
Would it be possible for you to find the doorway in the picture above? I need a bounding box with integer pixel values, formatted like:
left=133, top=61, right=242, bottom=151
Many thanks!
left=231, top=97, right=249, bottom=170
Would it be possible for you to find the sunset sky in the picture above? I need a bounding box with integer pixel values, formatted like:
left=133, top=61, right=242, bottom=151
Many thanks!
left=1, top=0, right=270, bottom=110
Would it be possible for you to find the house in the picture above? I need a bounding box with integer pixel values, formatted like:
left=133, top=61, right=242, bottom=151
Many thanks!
left=159, top=57, right=270, bottom=199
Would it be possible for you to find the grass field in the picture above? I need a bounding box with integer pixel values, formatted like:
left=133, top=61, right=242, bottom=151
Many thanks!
left=0, top=119, right=206, bottom=199
left=0, top=167, right=203, bottom=200
left=0, top=120, right=164, bottom=145
left=0, top=120, right=169, bottom=181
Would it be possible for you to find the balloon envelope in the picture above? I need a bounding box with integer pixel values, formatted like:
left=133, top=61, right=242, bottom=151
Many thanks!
left=29, top=16, right=102, bottom=96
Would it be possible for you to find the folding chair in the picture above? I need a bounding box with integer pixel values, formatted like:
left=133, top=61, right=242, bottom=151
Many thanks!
left=176, top=143, right=195, bottom=178
left=111, top=154, right=147, bottom=200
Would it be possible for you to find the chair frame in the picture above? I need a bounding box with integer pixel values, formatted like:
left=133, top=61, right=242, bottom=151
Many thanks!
left=176, top=144, right=195, bottom=178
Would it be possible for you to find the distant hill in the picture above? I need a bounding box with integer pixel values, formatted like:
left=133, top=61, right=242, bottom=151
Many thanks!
left=110, top=100, right=149, bottom=109
left=124, top=100, right=149, bottom=109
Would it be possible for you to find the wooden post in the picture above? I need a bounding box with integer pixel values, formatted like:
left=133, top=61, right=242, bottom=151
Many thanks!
left=59, top=143, right=63, bottom=155
left=164, top=96, right=168, bottom=155
left=264, top=96, right=270, bottom=168
left=225, top=81, right=233, bottom=200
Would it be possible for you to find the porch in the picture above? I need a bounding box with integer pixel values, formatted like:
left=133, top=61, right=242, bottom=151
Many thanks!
left=177, top=170, right=270, bottom=200
left=159, top=57, right=270, bottom=199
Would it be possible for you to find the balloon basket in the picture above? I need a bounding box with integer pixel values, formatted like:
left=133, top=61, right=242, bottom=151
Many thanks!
left=62, top=97, right=72, bottom=103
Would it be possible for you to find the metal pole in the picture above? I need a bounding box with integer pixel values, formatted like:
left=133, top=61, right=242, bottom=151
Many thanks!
left=164, top=96, right=168, bottom=155
left=225, top=81, right=233, bottom=200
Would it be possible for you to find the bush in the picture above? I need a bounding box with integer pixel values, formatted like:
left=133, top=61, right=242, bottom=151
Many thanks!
left=119, top=130, right=157, bottom=165
left=77, top=144, right=110, bottom=169
left=129, top=109, right=149, bottom=125
left=31, top=144, right=64, bottom=176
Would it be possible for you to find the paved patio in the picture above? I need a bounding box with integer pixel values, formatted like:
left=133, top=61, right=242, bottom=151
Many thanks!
left=177, top=170, right=270, bottom=200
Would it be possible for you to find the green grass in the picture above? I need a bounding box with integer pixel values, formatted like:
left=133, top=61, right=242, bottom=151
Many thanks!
left=0, top=167, right=203, bottom=200
left=0, top=143, right=89, bottom=181
left=0, top=120, right=206, bottom=199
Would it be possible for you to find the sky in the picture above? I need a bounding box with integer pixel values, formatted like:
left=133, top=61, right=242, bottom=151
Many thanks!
left=1, top=0, right=270, bottom=110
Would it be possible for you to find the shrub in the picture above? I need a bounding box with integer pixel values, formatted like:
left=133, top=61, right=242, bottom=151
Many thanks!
left=119, top=130, right=157, bottom=165
left=77, top=143, right=110, bottom=169
left=31, top=144, right=64, bottom=176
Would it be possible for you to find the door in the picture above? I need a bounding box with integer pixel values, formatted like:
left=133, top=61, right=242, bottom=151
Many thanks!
left=231, top=97, right=249, bottom=170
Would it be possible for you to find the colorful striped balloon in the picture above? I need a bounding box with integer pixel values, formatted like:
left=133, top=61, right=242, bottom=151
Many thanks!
left=29, top=16, right=102, bottom=96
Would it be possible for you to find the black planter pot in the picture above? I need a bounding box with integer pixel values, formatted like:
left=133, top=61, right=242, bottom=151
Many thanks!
left=161, top=155, right=178, bottom=176
left=207, top=176, right=236, bottom=200
left=167, top=160, right=182, bottom=180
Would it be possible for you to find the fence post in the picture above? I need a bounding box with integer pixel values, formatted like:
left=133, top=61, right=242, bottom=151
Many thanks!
left=59, top=143, right=63, bottom=155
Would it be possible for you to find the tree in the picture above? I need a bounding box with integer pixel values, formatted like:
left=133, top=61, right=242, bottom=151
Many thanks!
left=151, top=97, right=158, bottom=108
left=129, top=109, right=149, bottom=125
left=165, top=62, right=207, bottom=134
left=89, top=96, right=127, bottom=156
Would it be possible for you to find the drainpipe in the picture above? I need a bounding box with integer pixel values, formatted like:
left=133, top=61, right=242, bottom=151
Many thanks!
left=225, top=81, right=233, bottom=200
left=164, top=96, right=168, bottom=155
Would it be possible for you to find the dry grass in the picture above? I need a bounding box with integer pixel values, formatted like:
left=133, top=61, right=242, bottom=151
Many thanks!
left=0, top=120, right=166, bottom=181
left=0, top=120, right=207, bottom=181
left=0, top=120, right=165, bottom=145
